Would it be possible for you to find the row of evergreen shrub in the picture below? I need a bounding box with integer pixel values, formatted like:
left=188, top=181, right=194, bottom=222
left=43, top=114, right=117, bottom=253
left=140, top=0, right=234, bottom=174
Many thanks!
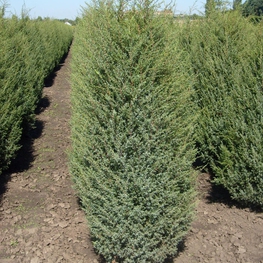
left=179, top=11, right=263, bottom=207
left=70, top=0, right=198, bottom=262
left=0, top=14, right=73, bottom=175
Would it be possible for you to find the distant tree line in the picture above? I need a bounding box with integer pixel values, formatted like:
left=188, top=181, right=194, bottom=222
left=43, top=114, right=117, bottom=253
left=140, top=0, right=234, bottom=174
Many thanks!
left=34, top=16, right=78, bottom=25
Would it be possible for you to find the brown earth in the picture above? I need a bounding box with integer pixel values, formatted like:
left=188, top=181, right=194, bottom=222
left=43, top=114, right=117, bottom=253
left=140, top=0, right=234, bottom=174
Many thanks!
left=0, top=51, right=263, bottom=263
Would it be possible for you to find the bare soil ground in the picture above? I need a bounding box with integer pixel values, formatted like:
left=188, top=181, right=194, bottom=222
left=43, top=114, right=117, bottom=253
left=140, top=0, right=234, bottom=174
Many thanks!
left=0, top=51, right=263, bottom=263
left=0, top=52, right=99, bottom=263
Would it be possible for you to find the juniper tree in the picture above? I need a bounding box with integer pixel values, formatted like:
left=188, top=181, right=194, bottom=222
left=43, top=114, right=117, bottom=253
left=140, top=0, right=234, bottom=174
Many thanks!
left=70, top=0, right=198, bottom=261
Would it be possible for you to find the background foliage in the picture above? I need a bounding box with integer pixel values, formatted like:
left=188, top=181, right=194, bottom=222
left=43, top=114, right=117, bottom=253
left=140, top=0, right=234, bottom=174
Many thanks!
left=243, top=0, right=263, bottom=16
left=179, top=11, right=263, bottom=207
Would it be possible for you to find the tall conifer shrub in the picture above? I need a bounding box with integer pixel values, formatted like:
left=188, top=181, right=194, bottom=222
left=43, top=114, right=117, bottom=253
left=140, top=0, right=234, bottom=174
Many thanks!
left=179, top=11, right=263, bottom=207
left=70, top=0, right=197, bottom=262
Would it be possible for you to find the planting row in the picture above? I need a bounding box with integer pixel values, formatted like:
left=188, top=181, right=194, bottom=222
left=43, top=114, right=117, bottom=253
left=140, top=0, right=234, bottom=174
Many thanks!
left=0, top=15, right=73, bottom=175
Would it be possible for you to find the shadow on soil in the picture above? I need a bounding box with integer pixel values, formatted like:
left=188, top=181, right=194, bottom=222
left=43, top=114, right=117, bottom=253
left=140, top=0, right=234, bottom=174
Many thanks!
left=193, top=156, right=262, bottom=212
left=0, top=51, right=69, bottom=204
left=44, top=52, right=68, bottom=88
left=0, top=93, right=50, bottom=206
left=203, top=171, right=262, bottom=213
left=193, top=157, right=242, bottom=209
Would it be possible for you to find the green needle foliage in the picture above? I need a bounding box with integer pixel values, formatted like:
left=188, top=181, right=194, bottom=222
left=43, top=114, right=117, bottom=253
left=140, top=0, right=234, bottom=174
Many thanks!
left=70, top=0, right=198, bottom=262
left=0, top=13, right=73, bottom=175
left=179, top=11, right=263, bottom=207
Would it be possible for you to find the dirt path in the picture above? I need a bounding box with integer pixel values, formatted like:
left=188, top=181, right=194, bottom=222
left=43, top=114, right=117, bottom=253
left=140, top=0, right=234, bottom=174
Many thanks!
left=0, top=51, right=263, bottom=263
left=174, top=173, right=263, bottom=263
left=0, top=52, right=98, bottom=263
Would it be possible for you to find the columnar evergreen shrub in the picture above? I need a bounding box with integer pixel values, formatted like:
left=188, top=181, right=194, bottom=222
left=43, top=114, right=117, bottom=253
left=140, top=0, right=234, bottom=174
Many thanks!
left=0, top=13, right=73, bottom=175
left=179, top=11, right=263, bottom=207
left=70, top=1, right=197, bottom=262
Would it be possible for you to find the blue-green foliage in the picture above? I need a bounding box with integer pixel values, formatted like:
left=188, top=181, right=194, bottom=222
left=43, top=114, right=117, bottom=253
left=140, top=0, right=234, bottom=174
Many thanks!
left=70, top=1, right=197, bottom=262
left=0, top=15, right=73, bottom=175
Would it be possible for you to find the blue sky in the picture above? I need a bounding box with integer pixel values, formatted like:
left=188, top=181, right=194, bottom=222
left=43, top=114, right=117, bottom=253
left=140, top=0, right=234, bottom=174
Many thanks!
left=5, top=0, right=206, bottom=19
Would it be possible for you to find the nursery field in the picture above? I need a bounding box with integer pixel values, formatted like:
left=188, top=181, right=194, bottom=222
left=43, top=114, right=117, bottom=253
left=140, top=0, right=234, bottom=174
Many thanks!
left=0, top=52, right=262, bottom=263
left=1, top=1, right=263, bottom=262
